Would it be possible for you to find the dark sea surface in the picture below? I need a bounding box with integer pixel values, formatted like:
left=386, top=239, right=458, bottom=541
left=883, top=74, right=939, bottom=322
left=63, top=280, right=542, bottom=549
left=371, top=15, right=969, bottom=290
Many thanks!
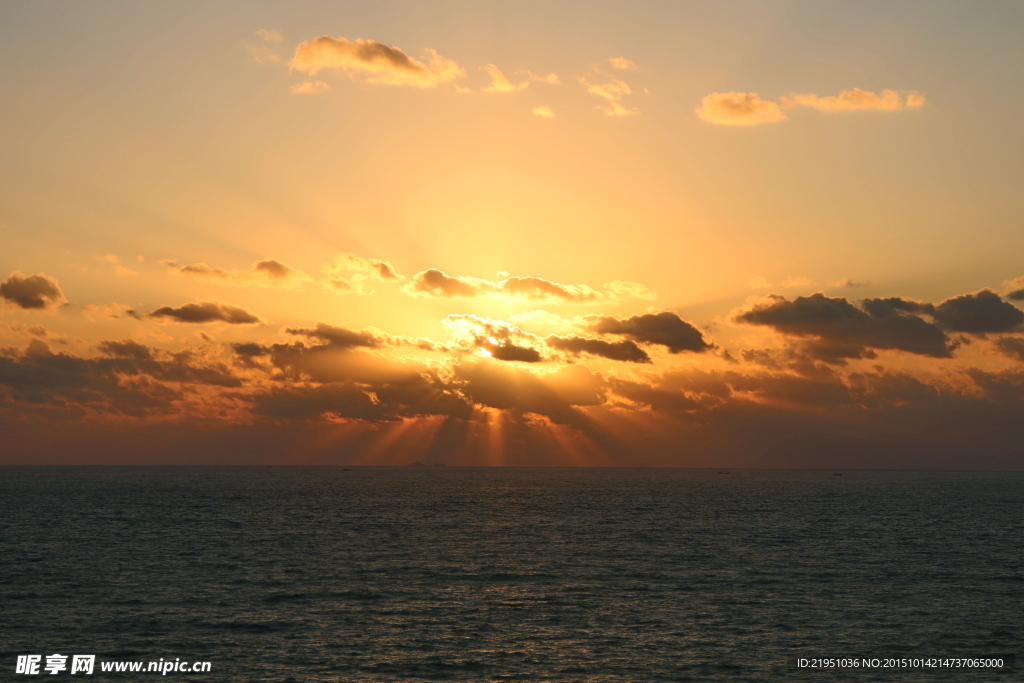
left=1, top=467, right=1021, bottom=682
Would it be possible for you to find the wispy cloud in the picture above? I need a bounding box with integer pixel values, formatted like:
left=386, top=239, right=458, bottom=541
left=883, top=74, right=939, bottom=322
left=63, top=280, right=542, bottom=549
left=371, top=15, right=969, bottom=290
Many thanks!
left=255, top=29, right=282, bottom=43
left=319, top=253, right=402, bottom=296
left=780, top=88, right=925, bottom=112
left=517, top=70, right=561, bottom=85
left=698, top=88, right=925, bottom=126
left=289, top=80, right=331, bottom=94
left=581, top=73, right=639, bottom=116
left=404, top=269, right=651, bottom=303
left=748, top=275, right=813, bottom=289
left=480, top=64, right=528, bottom=93
left=245, top=28, right=283, bottom=65
left=532, top=105, right=555, bottom=117
left=607, top=57, right=636, bottom=70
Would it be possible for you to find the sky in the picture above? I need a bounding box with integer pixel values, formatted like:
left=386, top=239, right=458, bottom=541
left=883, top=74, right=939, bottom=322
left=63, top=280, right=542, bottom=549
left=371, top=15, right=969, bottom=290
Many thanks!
left=2, top=0, right=1024, bottom=467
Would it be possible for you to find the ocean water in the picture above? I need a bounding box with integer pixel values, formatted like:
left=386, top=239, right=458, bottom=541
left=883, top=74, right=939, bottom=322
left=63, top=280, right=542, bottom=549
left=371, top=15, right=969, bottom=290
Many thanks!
left=1, top=467, right=1020, bottom=682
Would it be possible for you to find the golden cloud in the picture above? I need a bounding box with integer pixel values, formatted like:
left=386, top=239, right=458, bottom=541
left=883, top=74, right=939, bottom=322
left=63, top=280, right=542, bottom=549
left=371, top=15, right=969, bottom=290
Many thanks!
left=695, top=92, right=787, bottom=126
left=608, top=57, right=637, bottom=70
left=290, top=36, right=465, bottom=87
left=699, top=88, right=925, bottom=126
left=404, top=269, right=651, bottom=303
left=581, top=75, right=639, bottom=116
left=518, top=70, right=561, bottom=85
left=780, top=88, right=925, bottom=112
left=481, top=64, right=527, bottom=93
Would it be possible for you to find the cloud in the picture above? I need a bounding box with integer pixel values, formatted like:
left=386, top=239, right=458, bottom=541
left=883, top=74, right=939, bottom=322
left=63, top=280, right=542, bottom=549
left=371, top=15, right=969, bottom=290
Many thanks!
left=163, top=258, right=310, bottom=288
left=532, top=105, right=556, bottom=117
left=149, top=302, right=261, bottom=325
left=546, top=335, right=651, bottom=363
left=481, top=64, right=527, bottom=93
left=285, top=323, right=381, bottom=350
left=82, top=304, right=140, bottom=321
left=780, top=88, right=925, bottom=112
left=1001, top=276, right=1024, bottom=301
left=580, top=75, right=638, bottom=116
left=323, top=253, right=402, bottom=281
left=290, top=36, right=465, bottom=87
left=245, top=29, right=283, bottom=65
left=605, top=280, right=656, bottom=300
left=831, top=278, right=870, bottom=289
left=584, top=312, right=712, bottom=353
left=319, top=254, right=402, bottom=296
left=698, top=88, right=925, bottom=126
left=608, top=57, right=636, bottom=70
left=442, top=314, right=544, bottom=363
left=695, top=92, right=787, bottom=126
left=255, top=29, right=282, bottom=43
left=996, top=337, right=1024, bottom=362
left=404, top=269, right=650, bottom=304
left=96, top=254, right=136, bottom=276
left=736, top=293, right=952, bottom=362
left=0, top=272, right=66, bottom=310
left=517, top=70, right=560, bottom=85
left=931, top=289, right=1024, bottom=334
left=454, top=360, right=606, bottom=426
left=289, top=80, right=331, bottom=94
left=0, top=338, right=247, bottom=419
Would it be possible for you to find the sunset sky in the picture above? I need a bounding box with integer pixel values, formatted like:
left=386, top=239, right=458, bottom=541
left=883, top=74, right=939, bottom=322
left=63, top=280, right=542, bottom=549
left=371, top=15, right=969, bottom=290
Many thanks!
left=2, top=1, right=1023, bottom=467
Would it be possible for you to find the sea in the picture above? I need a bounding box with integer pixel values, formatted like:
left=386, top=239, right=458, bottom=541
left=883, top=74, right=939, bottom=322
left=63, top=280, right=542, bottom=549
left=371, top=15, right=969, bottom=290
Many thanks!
left=1, top=467, right=1021, bottom=682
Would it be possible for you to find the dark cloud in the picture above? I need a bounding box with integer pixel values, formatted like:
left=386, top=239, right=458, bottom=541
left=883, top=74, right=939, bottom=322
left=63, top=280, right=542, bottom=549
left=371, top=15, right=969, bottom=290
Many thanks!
left=996, top=337, right=1024, bottom=362
left=150, top=302, right=261, bottom=325
left=585, top=312, right=712, bottom=353
left=0, top=339, right=247, bottom=418
left=0, top=272, right=66, bottom=310
left=231, top=342, right=269, bottom=357
left=737, top=293, right=952, bottom=362
left=97, top=339, right=152, bottom=360
left=254, top=259, right=296, bottom=280
left=408, top=268, right=484, bottom=297
left=95, top=340, right=242, bottom=387
left=165, top=259, right=308, bottom=287
left=454, top=361, right=605, bottom=427
left=285, top=323, right=381, bottom=349
left=931, top=290, right=1023, bottom=334
left=546, top=335, right=651, bottom=363
left=486, top=341, right=543, bottom=363
left=1008, top=289, right=1024, bottom=301
left=251, top=372, right=472, bottom=422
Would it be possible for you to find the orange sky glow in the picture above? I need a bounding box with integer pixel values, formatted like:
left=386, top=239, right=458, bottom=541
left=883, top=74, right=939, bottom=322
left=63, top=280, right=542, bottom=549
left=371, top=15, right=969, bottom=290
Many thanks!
left=2, top=2, right=1023, bottom=467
